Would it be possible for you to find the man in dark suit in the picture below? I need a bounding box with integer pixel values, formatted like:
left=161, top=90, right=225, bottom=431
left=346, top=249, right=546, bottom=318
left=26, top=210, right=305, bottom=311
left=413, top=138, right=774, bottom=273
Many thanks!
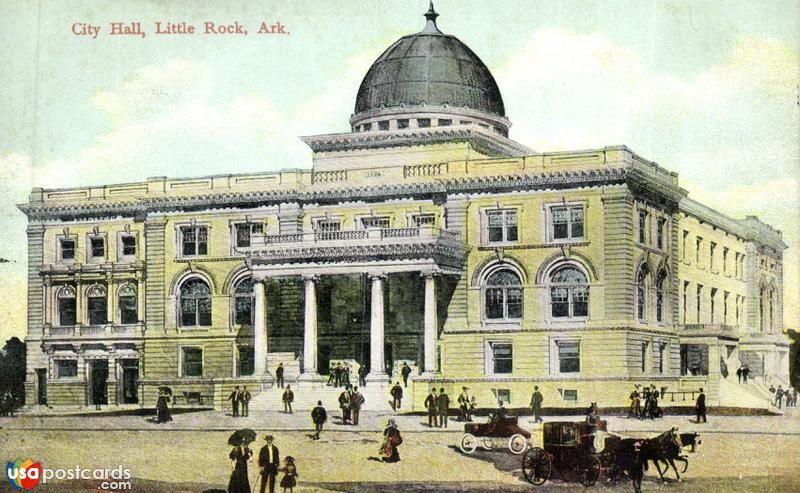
left=240, top=386, right=251, bottom=417
left=437, top=388, right=450, bottom=428
left=258, top=435, right=280, bottom=493
left=695, top=388, right=706, bottom=423
left=228, top=386, right=241, bottom=417
left=530, top=386, right=544, bottom=423
left=282, top=385, right=294, bottom=414
left=275, top=363, right=285, bottom=389
left=424, top=388, right=438, bottom=427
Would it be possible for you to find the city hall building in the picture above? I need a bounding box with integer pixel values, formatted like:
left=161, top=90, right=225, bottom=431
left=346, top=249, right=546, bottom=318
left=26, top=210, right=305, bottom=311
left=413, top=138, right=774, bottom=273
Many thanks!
left=19, top=5, right=789, bottom=412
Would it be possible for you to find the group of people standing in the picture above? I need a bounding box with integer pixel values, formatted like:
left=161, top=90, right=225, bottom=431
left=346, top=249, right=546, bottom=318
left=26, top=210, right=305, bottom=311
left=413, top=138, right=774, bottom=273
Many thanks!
left=337, top=385, right=365, bottom=425
left=628, top=384, right=664, bottom=420
left=226, top=386, right=253, bottom=417
left=227, top=435, right=297, bottom=493
left=457, top=387, right=477, bottom=422
left=423, top=387, right=451, bottom=427
left=326, top=362, right=366, bottom=388
left=769, top=384, right=797, bottom=408
left=735, top=365, right=752, bottom=383
left=0, top=390, right=17, bottom=417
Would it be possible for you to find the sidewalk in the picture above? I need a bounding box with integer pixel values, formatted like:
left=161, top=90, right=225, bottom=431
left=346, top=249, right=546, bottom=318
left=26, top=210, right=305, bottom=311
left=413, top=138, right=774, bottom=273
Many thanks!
left=2, top=409, right=799, bottom=435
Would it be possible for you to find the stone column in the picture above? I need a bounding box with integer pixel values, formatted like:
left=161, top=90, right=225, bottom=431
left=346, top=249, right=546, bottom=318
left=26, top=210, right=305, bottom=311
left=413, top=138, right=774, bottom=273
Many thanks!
left=299, top=275, right=322, bottom=383
left=136, top=277, right=145, bottom=323
left=422, top=273, right=438, bottom=375
left=366, top=274, right=389, bottom=382
left=106, top=276, right=115, bottom=325
left=253, top=279, right=268, bottom=376
left=75, top=276, right=84, bottom=326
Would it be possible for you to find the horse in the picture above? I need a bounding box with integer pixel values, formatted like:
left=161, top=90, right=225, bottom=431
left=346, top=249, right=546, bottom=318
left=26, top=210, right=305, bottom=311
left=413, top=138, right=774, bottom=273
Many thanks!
left=678, top=432, right=701, bottom=453
left=607, top=428, right=689, bottom=484
left=648, top=428, right=689, bottom=482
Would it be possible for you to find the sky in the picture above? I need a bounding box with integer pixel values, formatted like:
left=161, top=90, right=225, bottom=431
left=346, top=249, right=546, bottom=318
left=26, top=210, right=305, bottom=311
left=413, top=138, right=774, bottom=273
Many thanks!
left=0, top=0, right=798, bottom=342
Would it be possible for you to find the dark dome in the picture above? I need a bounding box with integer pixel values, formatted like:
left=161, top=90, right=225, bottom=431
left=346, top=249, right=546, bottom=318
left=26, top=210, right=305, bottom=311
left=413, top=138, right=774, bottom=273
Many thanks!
left=354, top=7, right=505, bottom=118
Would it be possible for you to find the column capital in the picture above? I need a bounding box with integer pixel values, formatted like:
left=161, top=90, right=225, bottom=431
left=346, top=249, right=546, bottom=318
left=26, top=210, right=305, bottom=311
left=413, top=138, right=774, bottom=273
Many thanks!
left=301, top=274, right=319, bottom=283
left=421, top=270, right=440, bottom=280
left=368, top=272, right=387, bottom=281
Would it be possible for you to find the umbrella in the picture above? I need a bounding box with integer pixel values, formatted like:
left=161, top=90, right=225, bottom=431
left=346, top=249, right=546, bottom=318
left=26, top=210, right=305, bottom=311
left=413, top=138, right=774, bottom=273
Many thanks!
left=158, top=386, right=172, bottom=396
left=227, top=428, right=257, bottom=447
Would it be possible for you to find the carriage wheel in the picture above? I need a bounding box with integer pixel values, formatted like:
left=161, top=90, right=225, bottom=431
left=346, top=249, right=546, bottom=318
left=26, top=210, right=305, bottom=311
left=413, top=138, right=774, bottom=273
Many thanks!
left=481, top=436, right=494, bottom=450
left=459, top=434, right=478, bottom=454
left=508, top=434, right=528, bottom=455
left=579, top=455, right=602, bottom=487
left=522, top=447, right=551, bottom=486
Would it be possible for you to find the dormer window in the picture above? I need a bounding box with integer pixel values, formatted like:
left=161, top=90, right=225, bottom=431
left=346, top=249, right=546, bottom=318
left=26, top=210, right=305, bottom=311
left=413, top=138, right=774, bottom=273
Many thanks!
left=438, top=119, right=452, bottom=126
left=378, top=120, right=390, bottom=131
left=417, top=118, right=431, bottom=128
left=397, top=119, right=409, bottom=129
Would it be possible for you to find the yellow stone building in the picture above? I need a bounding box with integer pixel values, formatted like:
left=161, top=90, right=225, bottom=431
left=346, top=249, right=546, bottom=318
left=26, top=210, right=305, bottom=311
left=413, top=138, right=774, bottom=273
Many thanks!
left=19, top=5, right=788, bottom=412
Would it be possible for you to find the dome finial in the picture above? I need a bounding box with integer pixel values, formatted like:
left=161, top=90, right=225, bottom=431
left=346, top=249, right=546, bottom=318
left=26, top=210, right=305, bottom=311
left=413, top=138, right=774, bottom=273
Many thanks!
left=421, top=1, right=441, bottom=34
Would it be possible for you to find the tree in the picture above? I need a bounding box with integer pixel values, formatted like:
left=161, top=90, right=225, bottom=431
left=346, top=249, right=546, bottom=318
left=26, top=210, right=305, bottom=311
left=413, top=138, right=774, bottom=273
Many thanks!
left=0, top=337, right=26, bottom=406
left=788, top=329, right=799, bottom=389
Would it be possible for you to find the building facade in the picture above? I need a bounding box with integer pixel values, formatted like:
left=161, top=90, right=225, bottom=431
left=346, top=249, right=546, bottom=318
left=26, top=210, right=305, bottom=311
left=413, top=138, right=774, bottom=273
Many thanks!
left=19, top=5, right=789, bottom=411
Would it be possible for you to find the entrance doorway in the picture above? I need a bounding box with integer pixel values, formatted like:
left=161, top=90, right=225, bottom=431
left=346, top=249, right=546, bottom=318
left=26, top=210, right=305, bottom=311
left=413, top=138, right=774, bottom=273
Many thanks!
left=90, top=360, right=109, bottom=406
left=36, top=368, right=47, bottom=405
left=318, top=344, right=332, bottom=375
left=121, top=360, right=139, bottom=404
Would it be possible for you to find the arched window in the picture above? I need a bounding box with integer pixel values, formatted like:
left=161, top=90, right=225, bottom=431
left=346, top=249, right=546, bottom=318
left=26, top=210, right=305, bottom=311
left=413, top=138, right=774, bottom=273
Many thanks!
left=484, top=269, right=523, bottom=320
left=57, top=285, right=77, bottom=326
left=550, top=266, right=588, bottom=318
left=180, top=278, right=212, bottom=327
left=769, top=287, right=775, bottom=331
left=759, top=286, right=766, bottom=331
left=86, top=284, right=108, bottom=326
left=233, top=277, right=254, bottom=326
left=656, top=271, right=667, bottom=323
left=637, top=266, right=649, bottom=321
left=118, top=283, right=138, bottom=325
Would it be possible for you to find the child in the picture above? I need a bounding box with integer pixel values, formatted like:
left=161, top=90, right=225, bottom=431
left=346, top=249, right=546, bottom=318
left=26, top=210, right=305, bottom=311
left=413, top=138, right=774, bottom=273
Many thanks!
left=279, top=456, right=297, bottom=493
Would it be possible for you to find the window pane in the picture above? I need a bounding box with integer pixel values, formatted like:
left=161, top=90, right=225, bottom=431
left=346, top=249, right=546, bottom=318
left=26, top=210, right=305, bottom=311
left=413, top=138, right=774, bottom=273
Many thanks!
left=558, top=342, right=580, bottom=373
left=236, top=224, right=251, bottom=248
left=88, top=297, right=108, bottom=325
left=59, top=298, right=77, bottom=326
left=235, top=297, right=253, bottom=325
left=571, top=221, right=584, bottom=238
left=120, top=295, right=137, bottom=324
left=507, top=288, right=522, bottom=318
left=506, top=225, right=518, bottom=242
left=553, top=223, right=568, bottom=239
left=488, top=226, right=503, bottom=242
left=197, top=227, right=208, bottom=255
left=183, top=348, right=203, bottom=377
left=486, top=289, right=504, bottom=319
left=198, top=298, right=212, bottom=326
left=91, top=238, right=105, bottom=257
left=61, top=240, right=75, bottom=260
left=492, top=344, right=512, bottom=374
left=487, top=270, right=521, bottom=286
left=121, top=236, right=136, bottom=256
left=57, top=360, right=78, bottom=378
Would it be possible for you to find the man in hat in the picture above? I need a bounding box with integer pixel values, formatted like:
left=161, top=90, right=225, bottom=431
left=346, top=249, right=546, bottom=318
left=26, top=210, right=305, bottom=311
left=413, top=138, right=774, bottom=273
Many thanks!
left=311, top=400, right=327, bottom=440
left=358, top=364, right=368, bottom=387
left=228, top=386, right=242, bottom=417
left=258, top=435, right=280, bottom=493
left=424, top=388, right=438, bottom=427
left=457, top=387, right=470, bottom=422
left=437, top=388, right=450, bottom=428
left=282, top=385, right=294, bottom=414
left=240, top=386, right=252, bottom=417
left=390, top=381, right=403, bottom=412
left=275, top=363, right=285, bottom=389
left=695, top=388, right=706, bottom=423
left=338, top=386, right=351, bottom=424
left=350, top=386, right=364, bottom=425
left=530, top=386, right=544, bottom=423
left=400, top=362, right=412, bottom=387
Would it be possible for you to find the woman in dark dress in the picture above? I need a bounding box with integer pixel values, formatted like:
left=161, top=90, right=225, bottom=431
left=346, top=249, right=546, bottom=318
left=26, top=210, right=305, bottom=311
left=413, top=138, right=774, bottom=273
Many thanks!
left=279, top=456, right=297, bottom=492
left=156, top=392, right=172, bottom=423
left=227, top=441, right=252, bottom=493
left=380, top=419, right=402, bottom=463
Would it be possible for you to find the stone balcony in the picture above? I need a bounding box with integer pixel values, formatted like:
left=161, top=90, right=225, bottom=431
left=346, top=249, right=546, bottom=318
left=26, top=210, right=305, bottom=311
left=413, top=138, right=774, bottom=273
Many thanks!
left=239, top=226, right=466, bottom=272
left=681, top=323, right=740, bottom=340
left=44, top=323, right=144, bottom=340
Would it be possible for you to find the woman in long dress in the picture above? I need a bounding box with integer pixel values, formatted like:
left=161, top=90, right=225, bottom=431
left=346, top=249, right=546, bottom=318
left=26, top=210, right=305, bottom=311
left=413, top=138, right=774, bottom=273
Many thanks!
left=380, top=419, right=402, bottom=463
left=227, top=441, right=252, bottom=493
left=156, top=392, right=172, bottom=423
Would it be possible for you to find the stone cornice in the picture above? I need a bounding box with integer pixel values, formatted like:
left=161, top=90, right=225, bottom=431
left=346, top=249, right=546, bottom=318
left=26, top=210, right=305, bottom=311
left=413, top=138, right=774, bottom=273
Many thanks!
left=681, top=197, right=787, bottom=251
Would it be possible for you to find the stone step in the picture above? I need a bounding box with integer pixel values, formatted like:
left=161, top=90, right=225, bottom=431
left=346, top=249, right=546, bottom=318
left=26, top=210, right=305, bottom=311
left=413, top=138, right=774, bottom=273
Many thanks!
left=247, top=380, right=406, bottom=412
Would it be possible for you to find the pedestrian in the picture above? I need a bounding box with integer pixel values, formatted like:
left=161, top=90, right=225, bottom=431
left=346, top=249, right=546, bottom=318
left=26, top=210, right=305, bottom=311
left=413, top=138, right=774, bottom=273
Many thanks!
left=227, top=438, right=253, bottom=493
left=736, top=366, right=743, bottom=384
left=334, top=363, right=343, bottom=387
left=742, top=366, right=750, bottom=383
left=438, top=388, right=450, bottom=428
left=326, top=366, right=335, bottom=386
left=282, top=385, right=294, bottom=414
left=258, top=435, right=280, bottom=493
left=0, top=391, right=8, bottom=417
left=457, top=387, right=470, bottom=422
left=275, top=363, right=285, bottom=389
left=776, top=385, right=784, bottom=408
left=630, top=439, right=648, bottom=493
left=629, top=387, right=641, bottom=419
left=156, top=391, right=172, bottom=423
left=424, top=388, right=438, bottom=427
left=530, top=386, right=544, bottom=423
left=650, top=386, right=661, bottom=419
left=338, top=387, right=351, bottom=424
left=468, top=396, right=477, bottom=421
left=586, top=402, right=600, bottom=432
left=695, top=388, right=707, bottom=423
left=791, top=388, right=798, bottom=407
left=401, top=362, right=412, bottom=388
left=379, top=419, right=402, bottom=463
left=279, top=456, right=297, bottom=493
left=311, top=400, right=327, bottom=440
left=358, top=364, right=367, bottom=387
left=342, top=365, right=351, bottom=388
left=390, top=381, right=403, bottom=411
left=240, top=386, right=251, bottom=417
left=228, top=386, right=241, bottom=417
left=350, top=386, right=364, bottom=425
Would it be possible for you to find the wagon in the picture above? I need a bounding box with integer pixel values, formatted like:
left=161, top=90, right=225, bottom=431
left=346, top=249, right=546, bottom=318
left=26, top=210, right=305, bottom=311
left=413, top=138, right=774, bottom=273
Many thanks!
left=458, top=415, right=531, bottom=455
left=521, top=420, right=606, bottom=486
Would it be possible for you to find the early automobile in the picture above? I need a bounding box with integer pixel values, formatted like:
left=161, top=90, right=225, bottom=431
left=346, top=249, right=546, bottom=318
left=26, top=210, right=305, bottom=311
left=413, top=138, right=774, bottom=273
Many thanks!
left=459, top=413, right=531, bottom=455
left=521, top=420, right=606, bottom=486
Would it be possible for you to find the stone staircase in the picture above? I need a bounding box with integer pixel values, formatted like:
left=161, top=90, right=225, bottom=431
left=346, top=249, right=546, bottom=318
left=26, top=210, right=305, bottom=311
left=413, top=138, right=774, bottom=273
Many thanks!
left=265, top=352, right=301, bottom=382
left=718, top=376, right=774, bottom=410
left=248, top=379, right=407, bottom=412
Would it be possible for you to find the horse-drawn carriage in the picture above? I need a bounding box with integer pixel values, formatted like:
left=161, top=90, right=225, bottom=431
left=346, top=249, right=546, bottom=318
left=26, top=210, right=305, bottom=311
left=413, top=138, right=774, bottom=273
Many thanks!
left=459, top=414, right=531, bottom=455
left=521, top=420, right=606, bottom=486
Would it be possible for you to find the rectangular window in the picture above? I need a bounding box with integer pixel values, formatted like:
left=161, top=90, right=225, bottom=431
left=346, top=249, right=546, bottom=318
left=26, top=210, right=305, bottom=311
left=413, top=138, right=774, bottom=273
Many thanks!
left=181, top=226, right=208, bottom=256
left=487, top=209, right=518, bottom=243
left=378, top=120, right=390, bottom=131
left=362, top=123, right=372, bottom=131
left=563, top=389, right=578, bottom=402
left=90, top=237, right=105, bottom=258
left=58, top=298, right=76, bottom=326
left=496, top=389, right=511, bottom=405
left=238, top=346, right=254, bottom=376
left=438, top=119, right=452, bottom=126
left=182, top=347, right=203, bottom=377
left=740, top=254, right=746, bottom=279
left=710, top=242, right=717, bottom=271
left=412, top=214, right=435, bottom=227
left=696, top=237, right=702, bottom=264
left=696, top=285, right=703, bottom=323
left=710, top=288, right=717, bottom=323
left=490, top=342, right=513, bottom=374
left=735, top=295, right=741, bottom=326
left=734, top=252, right=740, bottom=277
left=723, top=247, right=729, bottom=274
left=641, top=341, right=648, bottom=373
left=88, top=296, right=108, bottom=326
left=657, top=218, right=666, bottom=250
left=234, top=222, right=263, bottom=248
left=558, top=341, right=580, bottom=373
left=551, top=205, right=584, bottom=240
left=60, top=238, right=76, bottom=261
left=55, top=360, right=78, bottom=379
left=683, top=281, right=689, bottom=324
left=360, top=216, right=390, bottom=229
left=682, top=230, right=688, bottom=260
left=417, top=118, right=431, bottom=128
left=638, top=211, right=647, bottom=244
left=121, top=235, right=136, bottom=257
left=656, top=343, right=665, bottom=373
left=724, top=291, right=729, bottom=324
left=397, top=119, right=409, bottom=129
left=119, top=294, right=137, bottom=325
